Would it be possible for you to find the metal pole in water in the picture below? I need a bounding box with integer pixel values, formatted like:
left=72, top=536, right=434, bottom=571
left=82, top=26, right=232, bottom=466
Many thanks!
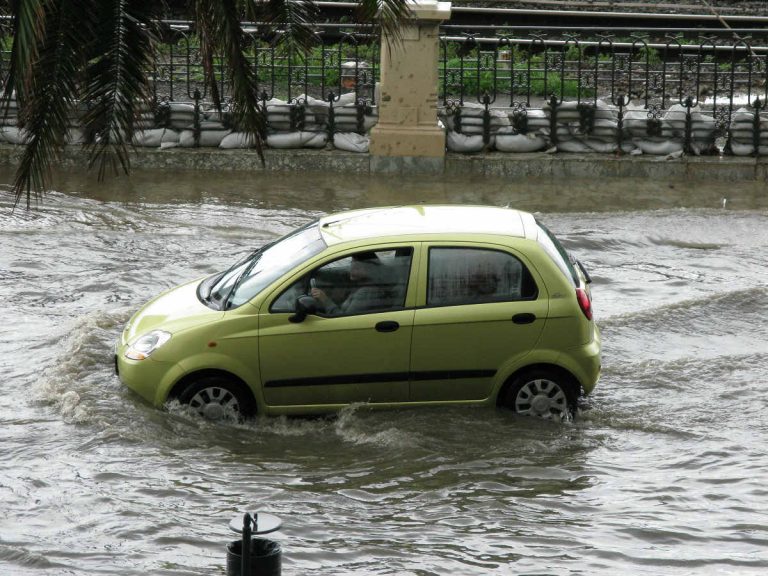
left=242, top=513, right=252, bottom=576
left=227, top=511, right=283, bottom=576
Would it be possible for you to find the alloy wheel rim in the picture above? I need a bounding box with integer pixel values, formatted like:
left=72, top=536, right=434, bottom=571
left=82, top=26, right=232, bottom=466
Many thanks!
left=514, top=378, right=568, bottom=420
left=188, top=386, right=240, bottom=420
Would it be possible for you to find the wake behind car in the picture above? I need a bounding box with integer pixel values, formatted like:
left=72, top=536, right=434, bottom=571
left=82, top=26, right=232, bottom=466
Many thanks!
left=116, top=205, right=600, bottom=421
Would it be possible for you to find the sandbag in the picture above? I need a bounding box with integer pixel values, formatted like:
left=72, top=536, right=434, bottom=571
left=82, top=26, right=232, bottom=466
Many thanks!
left=441, top=105, right=511, bottom=133
left=556, top=139, right=593, bottom=153
left=132, top=128, right=179, bottom=147
left=168, top=103, right=198, bottom=130
left=446, top=131, right=486, bottom=153
left=219, top=132, right=256, bottom=149
left=495, top=132, right=547, bottom=153
left=333, top=132, right=369, bottom=153
left=264, top=129, right=327, bottom=149
left=303, top=132, right=328, bottom=149
left=633, top=139, right=684, bottom=155
left=0, top=126, right=30, bottom=144
left=333, top=106, right=379, bottom=132
left=179, top=129, right=230, bottom=147
left=729, top=141, right=768, bottom=156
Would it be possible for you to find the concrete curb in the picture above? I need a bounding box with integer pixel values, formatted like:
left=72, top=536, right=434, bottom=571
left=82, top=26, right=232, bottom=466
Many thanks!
left=1, top=144, right=767, bottom=182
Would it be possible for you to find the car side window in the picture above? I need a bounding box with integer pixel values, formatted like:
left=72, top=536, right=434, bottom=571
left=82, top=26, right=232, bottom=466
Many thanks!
left=271, top=247, right=413, bottom=316
left=427, top=247, right=537, bottom=307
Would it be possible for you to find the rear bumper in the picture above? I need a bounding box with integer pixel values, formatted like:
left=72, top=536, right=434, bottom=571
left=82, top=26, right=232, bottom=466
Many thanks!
left=559, top=325, right=601, bottom=396
left=578, top=326, right=601, bottom=395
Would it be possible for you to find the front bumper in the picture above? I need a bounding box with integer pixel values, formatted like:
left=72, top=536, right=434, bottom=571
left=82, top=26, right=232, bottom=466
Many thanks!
left=115, top=342, right=176, bottom=407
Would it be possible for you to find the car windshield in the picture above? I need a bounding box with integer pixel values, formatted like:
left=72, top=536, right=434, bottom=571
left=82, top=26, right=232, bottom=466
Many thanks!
left=206, top=222, right=325, bottom=310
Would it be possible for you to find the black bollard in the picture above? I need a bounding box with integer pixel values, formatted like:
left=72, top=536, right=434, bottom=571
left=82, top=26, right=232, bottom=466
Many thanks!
left=226, top=512, right=282, bottom=576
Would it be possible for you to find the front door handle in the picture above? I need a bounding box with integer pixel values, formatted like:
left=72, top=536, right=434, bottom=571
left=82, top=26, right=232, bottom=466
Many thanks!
left=512, top=313, right=536, bottom=325
left=375, top=321, right=400, bottom=333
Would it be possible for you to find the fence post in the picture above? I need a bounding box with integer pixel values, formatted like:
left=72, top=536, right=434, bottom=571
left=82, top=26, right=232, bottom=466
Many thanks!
left=370, top=0, right=452, bottom=165
left=192, top=89, right=203, bottom=147
left=684, top=96, right=695, bottom=156
left=753, top=97, right=764, bottom=157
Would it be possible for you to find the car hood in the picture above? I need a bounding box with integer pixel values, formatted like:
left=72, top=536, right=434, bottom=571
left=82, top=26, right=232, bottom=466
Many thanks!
left=122, top=279, right=223, bottom=344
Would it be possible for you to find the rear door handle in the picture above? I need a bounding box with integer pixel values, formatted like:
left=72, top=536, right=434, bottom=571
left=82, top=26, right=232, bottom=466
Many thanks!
left=375, top=321, right=400, bottom=333
left=512, top=313, right=536, bottom=325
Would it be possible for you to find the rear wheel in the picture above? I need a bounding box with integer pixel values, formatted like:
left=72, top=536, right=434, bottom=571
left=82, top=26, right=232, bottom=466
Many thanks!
left=501, top=369, right=578, bottom=421
left=177, top=376, right=255, bottom=421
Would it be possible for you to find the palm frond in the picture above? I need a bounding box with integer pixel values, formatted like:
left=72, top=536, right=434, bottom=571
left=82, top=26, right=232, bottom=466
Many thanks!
left=244, top=0, right=319, bottom=52
left=3, top=0, right=45, bottom=107
left=81, top=0, right=160, bottom=181
left=195, top=0, right=266, bottom=153
left=355, top=0, right=411, bottom=44
left=12, top=0, right=93, bottom=208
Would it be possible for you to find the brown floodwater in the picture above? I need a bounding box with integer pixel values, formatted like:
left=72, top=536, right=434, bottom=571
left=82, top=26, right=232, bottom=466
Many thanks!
left=1, top=166, right=767, bottom=575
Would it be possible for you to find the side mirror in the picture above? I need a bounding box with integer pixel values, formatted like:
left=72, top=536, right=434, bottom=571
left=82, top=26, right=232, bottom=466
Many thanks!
left=289, top=295, right=317, bottom=323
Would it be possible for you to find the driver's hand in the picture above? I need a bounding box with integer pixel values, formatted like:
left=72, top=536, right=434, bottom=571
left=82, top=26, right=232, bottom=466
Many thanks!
left=311, top=287, right=328, bottom=304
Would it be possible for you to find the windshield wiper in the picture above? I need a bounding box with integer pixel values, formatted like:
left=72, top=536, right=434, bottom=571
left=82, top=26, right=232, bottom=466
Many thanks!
left=199, top=242, right=273, bottom=307
left=221, top=241, right=274, bottom=310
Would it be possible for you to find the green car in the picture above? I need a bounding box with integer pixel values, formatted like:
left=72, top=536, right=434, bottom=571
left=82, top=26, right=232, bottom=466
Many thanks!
left=116, top=205, right=600, bottom=421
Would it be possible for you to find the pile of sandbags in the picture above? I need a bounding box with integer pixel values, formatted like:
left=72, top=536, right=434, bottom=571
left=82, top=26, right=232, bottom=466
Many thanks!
left=215, top=94, right=375, bottom=152
left=128, top=95, right=376, bottom=151
left=495, top=109, right=549, bottom=153
left=440, top=102, right=512, bottom=152
left=541, top=100, right=635, bottom=154
left=300, top=93, right=377, bottom=153
left=728, top=107, right=768, bottom=156
left=0, top=96, right=86, bottom=145
left=624, top=103, right=716, bottom=155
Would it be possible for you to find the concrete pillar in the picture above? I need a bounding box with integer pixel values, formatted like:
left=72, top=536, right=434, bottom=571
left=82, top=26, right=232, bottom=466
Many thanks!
left=370, top=0, right=452, bottom=160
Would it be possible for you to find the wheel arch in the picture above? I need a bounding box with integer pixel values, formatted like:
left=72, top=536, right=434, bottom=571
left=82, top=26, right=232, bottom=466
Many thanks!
left=168, top=369, right=257, bottom=410
left=495, top=363, right=581, bottom=407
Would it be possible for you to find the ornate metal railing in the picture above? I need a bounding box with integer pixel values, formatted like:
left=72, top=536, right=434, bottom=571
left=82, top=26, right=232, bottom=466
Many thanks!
left=146, top=26, right=380, bottom=148
left=438, top=30, right=768, bottom=156
left=4, top=16, right=768, bottom=157
left=0, top=20, right=380, bottom=150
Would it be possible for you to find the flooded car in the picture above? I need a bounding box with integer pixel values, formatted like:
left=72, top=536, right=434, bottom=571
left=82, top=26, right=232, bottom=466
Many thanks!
left=115, top=205, right=600, bottom=420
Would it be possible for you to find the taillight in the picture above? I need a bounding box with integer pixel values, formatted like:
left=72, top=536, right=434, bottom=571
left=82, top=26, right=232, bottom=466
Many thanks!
left=576, top=288, right=593, bottom=320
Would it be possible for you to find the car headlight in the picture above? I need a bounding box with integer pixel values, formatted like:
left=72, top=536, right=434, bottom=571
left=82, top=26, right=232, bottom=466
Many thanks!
left=125, top=330, right=172, bottom=361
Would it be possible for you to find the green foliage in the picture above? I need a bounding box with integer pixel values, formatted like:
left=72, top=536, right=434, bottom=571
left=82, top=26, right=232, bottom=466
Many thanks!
left=441, top=54, right=593, bottom=99
left=637, top=46, right=662, bottom=66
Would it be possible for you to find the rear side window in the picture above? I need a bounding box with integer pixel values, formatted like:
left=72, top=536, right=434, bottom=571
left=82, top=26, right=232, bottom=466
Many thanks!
left=427, top=247, right=537, bottom=307
left=536, top=221, right=579, bottom=287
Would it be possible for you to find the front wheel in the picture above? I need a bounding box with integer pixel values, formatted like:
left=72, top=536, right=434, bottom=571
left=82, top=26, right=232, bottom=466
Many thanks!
left=501, top=370, right=578, bottom=421
left=177, top=376, right=255, bottom=421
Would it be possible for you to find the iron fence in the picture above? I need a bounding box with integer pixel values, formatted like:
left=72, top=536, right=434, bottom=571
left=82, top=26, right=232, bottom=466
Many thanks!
left=145, top=25, right=380, bottom=146
left=0, top=20, right=380, bottom=149
left=4, top=16, right=768, bottom=156
left=438, top=29, right=768, bottom=155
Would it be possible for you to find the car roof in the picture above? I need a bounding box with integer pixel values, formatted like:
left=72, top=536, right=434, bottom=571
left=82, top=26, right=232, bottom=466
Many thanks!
left=318, top=205, right=538, bottom=245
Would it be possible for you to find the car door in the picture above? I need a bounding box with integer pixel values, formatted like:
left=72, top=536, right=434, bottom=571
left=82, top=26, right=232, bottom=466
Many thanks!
left=258, top=246, right=418, bottom=408
left=409, top=243, right=548, bottom=402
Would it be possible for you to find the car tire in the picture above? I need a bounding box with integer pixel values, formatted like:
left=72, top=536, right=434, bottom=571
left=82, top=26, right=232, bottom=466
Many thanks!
left=501, top=369, right=578, bottom=421
left=177, top=376, right=256, bottom=421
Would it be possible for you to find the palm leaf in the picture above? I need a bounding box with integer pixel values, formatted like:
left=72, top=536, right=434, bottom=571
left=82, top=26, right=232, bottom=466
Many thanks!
left=12, top=0, right=92, bottom=208
left=355, top=0, right=411, bottom=44
left=81, top=0, right=160, bottom=181
left=243, top=0, right=319, bottom=53
left=3, top=0, right=46, bottom=107
left=195, top=0, right=266, bottom=152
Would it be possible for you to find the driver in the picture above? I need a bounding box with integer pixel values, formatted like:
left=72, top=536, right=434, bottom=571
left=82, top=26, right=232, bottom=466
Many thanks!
left=311, top=252, right=387, bottom=316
